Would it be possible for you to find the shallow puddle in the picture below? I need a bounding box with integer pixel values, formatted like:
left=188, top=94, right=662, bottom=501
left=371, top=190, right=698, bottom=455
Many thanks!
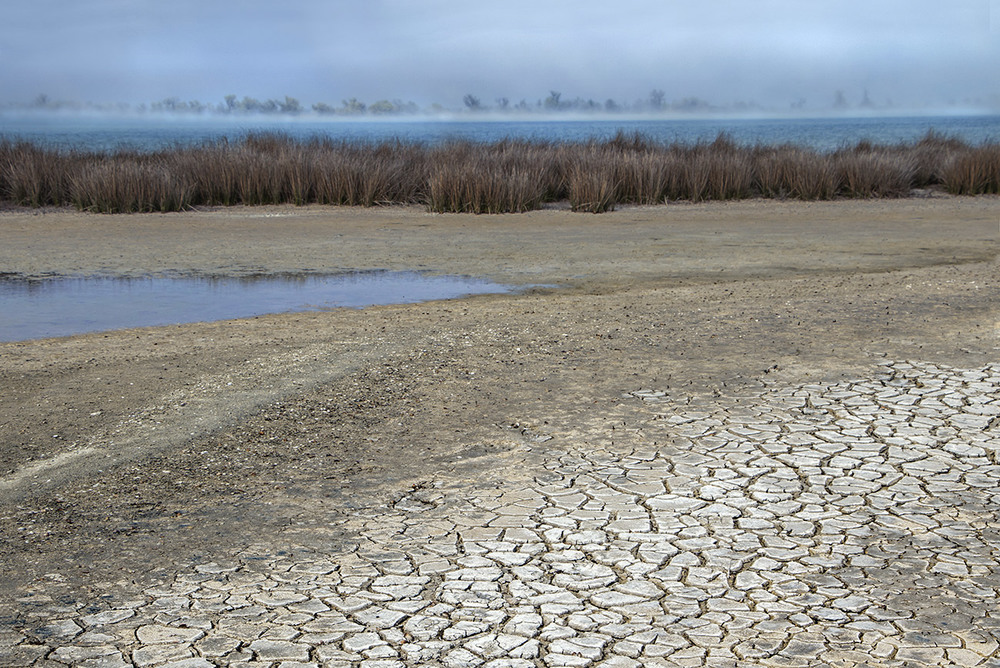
left=0, top=271, right=513, bottom=342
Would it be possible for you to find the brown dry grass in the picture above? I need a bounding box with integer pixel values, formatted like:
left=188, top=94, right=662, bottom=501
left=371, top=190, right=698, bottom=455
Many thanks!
left=1, top=130, right=997, bottom=214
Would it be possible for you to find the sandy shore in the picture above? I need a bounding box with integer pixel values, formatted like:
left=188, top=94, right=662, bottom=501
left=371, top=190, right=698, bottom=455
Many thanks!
left=2, top=198, right=997, bottom=286
left=1, top=197, right=998, bottom=645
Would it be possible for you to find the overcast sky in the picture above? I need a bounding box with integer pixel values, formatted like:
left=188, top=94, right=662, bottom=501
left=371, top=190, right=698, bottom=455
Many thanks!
left=2, top=0, right=998, bottom=112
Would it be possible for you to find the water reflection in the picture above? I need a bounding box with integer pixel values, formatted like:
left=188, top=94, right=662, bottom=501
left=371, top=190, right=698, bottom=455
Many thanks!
left=0, top=271, right=512, bottom=342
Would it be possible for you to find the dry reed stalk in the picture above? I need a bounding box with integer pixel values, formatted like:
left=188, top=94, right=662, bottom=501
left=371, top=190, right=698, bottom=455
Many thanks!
left=2, top=131, right=996, bottom=214
left=941, top=144, right=1000, bottom=195
left=70, top=157, right=193, bottom=213
left=568, top=151, right=618, bottom=213
left=835, top=145, right=916, bottom=198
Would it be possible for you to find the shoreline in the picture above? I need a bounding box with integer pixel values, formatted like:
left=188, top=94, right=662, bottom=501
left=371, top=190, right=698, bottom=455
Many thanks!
left=1, top=197, right=997, bottom=285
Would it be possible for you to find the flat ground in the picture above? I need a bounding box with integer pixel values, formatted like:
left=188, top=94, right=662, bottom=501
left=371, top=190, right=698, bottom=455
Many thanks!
left=1, top=197, right=999, bottom=667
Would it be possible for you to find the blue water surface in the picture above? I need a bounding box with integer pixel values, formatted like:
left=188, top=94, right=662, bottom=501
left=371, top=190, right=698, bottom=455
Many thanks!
left=0, top=272, right=514, bottom=342
left=2, top=113, right=998, bottom=153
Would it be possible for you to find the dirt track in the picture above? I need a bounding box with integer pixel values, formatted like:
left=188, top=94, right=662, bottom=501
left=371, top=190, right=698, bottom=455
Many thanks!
left=1, top=196, right=998, bottom=608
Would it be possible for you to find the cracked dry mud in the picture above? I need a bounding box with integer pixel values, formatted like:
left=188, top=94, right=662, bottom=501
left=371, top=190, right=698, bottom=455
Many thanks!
left=9, top=360, right=1000, bottom=668
left=1, top=198, right=1000, bottom=667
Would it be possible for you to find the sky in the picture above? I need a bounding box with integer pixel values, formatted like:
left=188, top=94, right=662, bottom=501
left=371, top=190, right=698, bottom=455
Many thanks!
left=1, top=0, right=998, bottom=113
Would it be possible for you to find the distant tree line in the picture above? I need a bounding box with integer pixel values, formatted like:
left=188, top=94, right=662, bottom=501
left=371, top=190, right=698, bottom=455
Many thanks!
left=8, top=89, right=911, bottom=117
left=154, top=94, right=421, bottom=116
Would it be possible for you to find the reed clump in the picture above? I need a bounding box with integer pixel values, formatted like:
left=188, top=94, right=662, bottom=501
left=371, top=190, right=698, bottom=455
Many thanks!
left=940, top=144, right=1000, bottom=195
left=0, top=130, right=996, bottom=214
left=69, top=156, right=194, bottom=213
left=426, top=140, right=552, bottom=213
left=0, top=141, right=80, bottom=207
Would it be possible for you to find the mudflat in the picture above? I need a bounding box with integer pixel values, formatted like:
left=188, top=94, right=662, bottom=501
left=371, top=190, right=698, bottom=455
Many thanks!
left=1, top=197, right=999, bottom=666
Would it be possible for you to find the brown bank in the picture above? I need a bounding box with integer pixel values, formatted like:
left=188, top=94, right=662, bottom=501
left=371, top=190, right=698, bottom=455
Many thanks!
left=0, top=197, right=998, bottom=605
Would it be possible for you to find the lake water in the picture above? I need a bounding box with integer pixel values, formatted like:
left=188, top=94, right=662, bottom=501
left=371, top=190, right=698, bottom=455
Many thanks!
left=0, top=272, right=514, bottom=342
left=2, top=113, right=999, bottom=153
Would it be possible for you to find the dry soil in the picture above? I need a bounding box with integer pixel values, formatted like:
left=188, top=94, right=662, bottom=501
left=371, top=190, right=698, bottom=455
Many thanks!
left=1, top=196, right=998, bottom=605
